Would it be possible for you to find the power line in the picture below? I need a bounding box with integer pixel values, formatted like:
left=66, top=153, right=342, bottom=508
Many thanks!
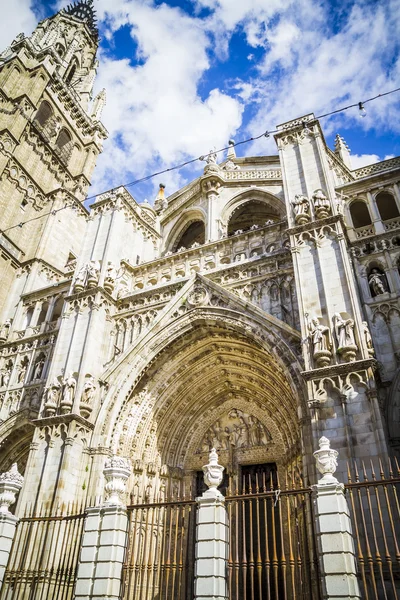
left=1, top=85, right=400, bottom=235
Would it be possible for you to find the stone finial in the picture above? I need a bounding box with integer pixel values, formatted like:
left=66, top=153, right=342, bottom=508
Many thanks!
left=0, top=463, right=24, bottom=513
left=154, top=183, right=167, bottom=214
left=103, top=456, right=132, bottom=506
left=334, top=134, right=352, bottom=169
left=313, top=437, right=339, bottom=485
left=227, top=139, right=236, bottom=159
left=202, top=448, right=224, bottom=498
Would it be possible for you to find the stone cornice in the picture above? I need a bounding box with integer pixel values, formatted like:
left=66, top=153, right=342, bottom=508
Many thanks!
left=301, top=358, right=377, bottom=381
left=336, top=164, right=400, bottom=193
left=32, top=413, right=94, bottom=430
left=287, top=214, right=346, bottom=236
left=65, top=285, right=116, bottom=306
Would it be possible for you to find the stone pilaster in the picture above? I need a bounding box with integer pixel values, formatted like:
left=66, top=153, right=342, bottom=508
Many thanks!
left=0, top=463, right=24, bottom=588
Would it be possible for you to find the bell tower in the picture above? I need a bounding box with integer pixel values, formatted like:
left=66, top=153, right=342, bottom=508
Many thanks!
left=0, top=0, right=108, bottom=314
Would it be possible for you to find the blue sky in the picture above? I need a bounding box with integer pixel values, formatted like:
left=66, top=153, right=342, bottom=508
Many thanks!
left=2, top=0, right=400, bottom=203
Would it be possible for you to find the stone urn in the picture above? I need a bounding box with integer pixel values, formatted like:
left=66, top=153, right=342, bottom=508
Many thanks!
left=103, top=456, right=132, bottom=505
left=0, top=463, right=24, bottom=513
left=202, top=448, right=224, bottom=499
left=313, top=436, right=338, bottom=485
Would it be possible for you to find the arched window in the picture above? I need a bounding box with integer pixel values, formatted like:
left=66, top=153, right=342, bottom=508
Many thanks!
left=173, top=221, right=205, bottom=251
left=34, top=100, right=53, bottom=127
left=349, top=201, right=372, bottom=229
left=376, top=192, right=399, bottom=221
left=23, top=307, right=34, bottom=329
left=227, top=200, right=278, bottom=236
left=55, top=128, right=72, bottom=149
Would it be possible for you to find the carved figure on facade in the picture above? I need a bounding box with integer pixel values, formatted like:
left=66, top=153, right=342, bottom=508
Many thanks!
left=17, top=356, right=29, bottom=383
left=312, top=189, right=331, bottom=219
left=104, top=261, right=117, bottom=293
left=368, top=268, right=388, bottom=297
left=31, top=353, right=45, bottom=380
left=73, top=264, right=88, bottom=292
left=197, top=408, right=272, bottom=453
left=80, top=375, right=96, bottom=419
left=0, top=360, right=13, bottom=388
left=223, top=159, right=239, bottom=171
left=87, top=260, right=100, bottom=288
left=362, top=321, right=374, bottom=357
left=332, top=313, right=358, bottom=362
left=0, top=319, right=12, bottom=342
left=60, top=372, right=76, bottom=414
left=291, top=195, right=311, bottom=225
left=43, top=379, right=61, bottom=416
left=308, top=315, right=332, bottom=368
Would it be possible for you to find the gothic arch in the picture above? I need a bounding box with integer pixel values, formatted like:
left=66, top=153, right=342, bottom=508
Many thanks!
left=221, top=189, right=285, bottom=231
left=0, top=412, right=34, bottom=475
left=90, top=277, right=309, bottom=502
left=163, top=208, right=207, bottom=253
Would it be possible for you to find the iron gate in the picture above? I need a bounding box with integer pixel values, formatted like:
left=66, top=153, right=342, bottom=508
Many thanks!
left=0, top=503, right=85, bottom=600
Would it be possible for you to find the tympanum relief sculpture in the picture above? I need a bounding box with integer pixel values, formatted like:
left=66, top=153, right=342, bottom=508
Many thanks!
left=196, top=409, right=272, bottom=454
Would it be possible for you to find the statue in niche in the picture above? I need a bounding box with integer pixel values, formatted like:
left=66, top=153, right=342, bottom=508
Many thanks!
left=0, top=361, right=12, bottom=388
left=308, top=316, right=333, bottom=368
left=82, top=376, right=96, bottom=405
left=333, top=313, right=358, bottom=362
left=17, top=357, right=29, bottom=383
left=291, top=194, right=310, bottom=225
left=32, top=354, right=45, bottom=380
left=362, top=321, right=374, bottom=356
left=43, top=379, right=61, bottom=416
left=368, top=269, right=388, bottom=296
left=0, top=319, right=12, bottom=342
left=197, top=408, right=272, bottom=453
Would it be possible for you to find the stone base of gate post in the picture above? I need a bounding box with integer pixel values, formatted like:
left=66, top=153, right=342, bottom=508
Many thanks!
left=74, top=505, right=129, bottom=600
left=194, top=449, right=228, bottom=600
left=74, top=456, right=131, bottom=600
left=313, top=437, right=361, bottom=600
left=0, top=463, right=24, bottom=588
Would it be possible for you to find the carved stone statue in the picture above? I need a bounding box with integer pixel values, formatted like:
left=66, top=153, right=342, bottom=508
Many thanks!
left=368, top=269, right=388, bottom=296
left=205, top=148, right=217, bottom=165
left=32, top=355, right=45, bottom=380
left=87, top=261, right=100, bottom=287
left=17, top=357, right=28, bottom=383
left=312, top=189, right=331, bottom=219
left=308, top=316, right=332, bottom=367
left=44, top=379, right=61, bottom=416
left=73, top=264, right=87, bottom=291
left=0, top=319, right=12, bottom=342
left=362, top=321, right=374, bottom=357
left=80, top=375, right=96, bottom=419
left=104, top=262, right=117, bottom=293
left=60, top=373, right=76, bottom=414
left=291, top=195, right=310, bottom=225
left=333, top=313, right=358, bottom=362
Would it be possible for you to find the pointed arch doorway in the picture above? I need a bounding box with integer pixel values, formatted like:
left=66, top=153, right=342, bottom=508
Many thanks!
left=111, top=310, right=318, bottom=599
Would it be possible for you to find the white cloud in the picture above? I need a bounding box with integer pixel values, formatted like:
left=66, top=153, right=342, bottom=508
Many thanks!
left=350, top=154, right=380, bottom=169
left=0, top=0, right=38, bottom=49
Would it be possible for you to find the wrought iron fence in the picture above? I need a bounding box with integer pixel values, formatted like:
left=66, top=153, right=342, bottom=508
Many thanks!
left=0, top=503, right=85, bottom=600
left=345, top=458, right=400, bottom=600
left=122, top=498, right=197, bottom=600
left=225, top=471, right=321, bottom=600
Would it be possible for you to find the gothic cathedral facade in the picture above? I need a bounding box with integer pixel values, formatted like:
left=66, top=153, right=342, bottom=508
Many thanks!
left=0, top=2, right=400, bottom=594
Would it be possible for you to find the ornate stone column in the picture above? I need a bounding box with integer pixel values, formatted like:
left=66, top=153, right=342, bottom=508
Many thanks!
left=0, top=464, right=24, bottom=587
left=195, top=448, right=228, bottom=600
left=73, top=456, right=131, bottom=600
left=312, top=437, right=361, bottom=600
